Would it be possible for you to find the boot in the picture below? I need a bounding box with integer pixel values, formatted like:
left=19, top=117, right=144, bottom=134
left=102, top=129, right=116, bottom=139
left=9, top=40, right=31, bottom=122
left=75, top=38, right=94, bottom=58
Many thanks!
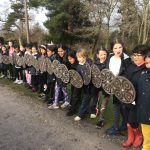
left=122, top=123, right=134, bottom=147
left=133, top=127, right=143, bottom=148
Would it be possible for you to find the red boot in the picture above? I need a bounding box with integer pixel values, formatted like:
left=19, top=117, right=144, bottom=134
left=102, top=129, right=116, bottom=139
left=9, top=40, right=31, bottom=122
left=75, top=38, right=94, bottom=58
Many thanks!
left=122, top=123, right=134, bottom=147
left=133, top=127, right=143, bottom=148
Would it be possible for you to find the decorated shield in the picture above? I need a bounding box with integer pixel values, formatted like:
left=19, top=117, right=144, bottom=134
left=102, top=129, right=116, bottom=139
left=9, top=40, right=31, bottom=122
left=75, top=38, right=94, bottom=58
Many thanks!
left=100, top=69, right=115, bottom=94
left=16, top=56, right=23, bottom=67
left=91, top=64, right=102, bottom=88
left=32, top=57, right=40, bottom=71
left=52, top=60, right=62, bottom=78
left=2, top=55, right=10, bottom=64
left=0, top=54, right=2, bottom=63
left=80, top=63, right=91, bottom=85
left=24, top=54, right=32, bottom=66
left=59, top=64, right=70, bottom=83
left=38, top=57, right=47, bottom=72
left=46, top=58, right=53, bottom=75
left=112, top=76, right=136, bottom=104
left=69, top=69, right=83, bottom=88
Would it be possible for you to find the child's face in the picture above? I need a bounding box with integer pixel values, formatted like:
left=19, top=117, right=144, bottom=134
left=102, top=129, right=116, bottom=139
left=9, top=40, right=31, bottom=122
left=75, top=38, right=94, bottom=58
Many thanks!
left=145, top=57, right=150, bottom=69
left=58, top=48, right=65, bottom=57
left=76, top=53, right=86, bottom=64
left=32, top=47, right=37, bottom=54
left=40, top=48, right=46, bottom=55
left=98, top=50, right=107, bottom=63
left=113, top=43, right=123, bottom=57
left=68, top=56, right=75, bottom=64
left=132, top=53, right=144, bottom=66
left=2, top=46, right=6, bottom=52
left=20, top=45, right=25, bottom=51
left=47, top=50, right=53, bottom=57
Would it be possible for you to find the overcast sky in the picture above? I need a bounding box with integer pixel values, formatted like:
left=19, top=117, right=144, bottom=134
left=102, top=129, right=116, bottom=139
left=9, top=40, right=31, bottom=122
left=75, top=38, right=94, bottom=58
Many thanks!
left=0, top=0, right=48, bottom=30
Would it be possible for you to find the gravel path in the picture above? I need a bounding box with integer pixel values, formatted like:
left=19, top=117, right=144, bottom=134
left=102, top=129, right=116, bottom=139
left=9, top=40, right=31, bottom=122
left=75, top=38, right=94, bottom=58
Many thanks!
left=0, top=85, right=124, bottom=150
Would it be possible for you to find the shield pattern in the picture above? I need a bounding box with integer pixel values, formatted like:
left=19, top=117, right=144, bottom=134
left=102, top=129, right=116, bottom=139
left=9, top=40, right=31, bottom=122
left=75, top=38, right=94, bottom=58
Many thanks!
left=100, top=69, right=115, bottom=94
left=69, top=69, right=83, bottom=88
left=91, top=64, right=102, bottom=88
left=112, top=76, right=136, bottom=104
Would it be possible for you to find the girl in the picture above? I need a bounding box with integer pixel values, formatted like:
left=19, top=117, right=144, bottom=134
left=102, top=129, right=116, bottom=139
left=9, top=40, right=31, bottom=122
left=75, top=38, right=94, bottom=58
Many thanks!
left=137, top=51, right=150, bottom=150
left=48, top=45, right=70, bottom=109
left=29, top=46, right=40, bottom=92
left=121, top=45, right=150, bottom=148
left=0, top=45, right=9, bottom=78
left=13, top=45, right=24, bottom=84
left=41, top=45, right=56, bottom=105
left=66, top=50, right=82, bottom=116
left=105, top=38, right=130, bottom=135
left=74, top=48, right=93, bottom=121
left=38, top=45, right=47, bottom=95
left=90, top=47, right=110, bottom=128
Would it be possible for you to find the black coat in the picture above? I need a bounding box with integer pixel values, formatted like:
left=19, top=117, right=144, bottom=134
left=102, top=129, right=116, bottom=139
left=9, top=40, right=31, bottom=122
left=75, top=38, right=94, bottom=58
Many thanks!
left=137, top=69, right=150, bottom=124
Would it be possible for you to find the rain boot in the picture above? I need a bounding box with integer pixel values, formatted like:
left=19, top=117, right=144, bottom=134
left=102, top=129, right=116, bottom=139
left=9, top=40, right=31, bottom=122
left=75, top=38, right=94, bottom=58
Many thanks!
left=133, top=127, right=143, bottom=148
left=122, top=123, right=134, bottom=147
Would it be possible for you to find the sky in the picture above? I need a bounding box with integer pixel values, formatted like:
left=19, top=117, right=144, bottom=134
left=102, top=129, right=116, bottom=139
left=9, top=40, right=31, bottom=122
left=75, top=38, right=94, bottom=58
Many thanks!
left=0, top=0, right=48, bottom=30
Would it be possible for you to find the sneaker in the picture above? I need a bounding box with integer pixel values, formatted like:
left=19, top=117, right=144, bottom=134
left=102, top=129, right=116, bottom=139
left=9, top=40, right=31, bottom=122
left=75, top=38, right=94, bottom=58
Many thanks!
left=0, top=75, right=4, bottom=78
left=17, top=80, right=23, bottom=84
left=61, top=101, right=70, bottom=109
left=48, top=103, right=59, bottom=109
left=96, top=120, right=104, bottom=129
left=74, top=116, right=81, bottom=121
left=90, top=114, right=97, bottom=119
left=106, top=125, right=120, bottom=135
left=13, top=79, right=19, bottom=84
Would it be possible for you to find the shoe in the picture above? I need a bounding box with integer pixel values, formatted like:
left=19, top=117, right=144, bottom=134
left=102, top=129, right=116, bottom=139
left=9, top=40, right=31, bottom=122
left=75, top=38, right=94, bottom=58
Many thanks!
left=38, top=93, right=45, bottom=98
left=48, top=103, right=59, bottom=109
left=96, top=120, right=104, bottom=129
left=74, top=116, right=81, bottom=121
left=13, top=79, right=19, bottom=84
left=0, top=75, right=4, bottom=78
left=17, top=80, right=23, bottom=84
left=132, top=127, right=143, bottom=148
left=122, top=123, right=134, bottom=148
left=90, top=114, right=97, bottom=119
left=106, top=125, right=120, bottom=135
left=61, top=101, right=70, bottom=109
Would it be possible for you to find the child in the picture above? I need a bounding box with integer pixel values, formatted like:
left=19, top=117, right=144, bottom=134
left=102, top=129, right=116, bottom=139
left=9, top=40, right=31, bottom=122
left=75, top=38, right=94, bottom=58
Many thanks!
left=74, top=48, right=93, bottom=121
left=66, top=50, right=82, bottom=116
left=121, top=45, right=150, bottom=148
left=105, top=38, right=130, bottom=135
left=137, top=51, right=150, bottom=150
left=42, top=45, right=56, bottom=105
left=0, top=45, right=9, bottom=78
left=48, top=45, right=70, bottom=109
left=29, top=46, right=40, bottom=92
left=13, top=45, right=24, bottom=84
left=90, top=47, right=110, bottom=128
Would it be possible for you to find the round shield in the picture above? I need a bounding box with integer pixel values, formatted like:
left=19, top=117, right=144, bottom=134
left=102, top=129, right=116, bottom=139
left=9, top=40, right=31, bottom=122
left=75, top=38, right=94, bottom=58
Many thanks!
left=91, top=64, right=102, bottom=88
left=60, top=64, right=69, bottom=83
left=80, top=63, right=91, bottom=85
left=0, top=54, right=2, bottom=63
left=38, top=57, right=47, bottom=73
left=2, top=55, right=10, bottom=64
left=24, top=54, right=31, bottom=66
left=16, top=56, right=23, bottom=66
left=46, top=58, right=53, bottom=75
left=21, top=57, right=26, bottom=68
left=100, top=69, right=115, bottom=94
left=52, top=60, right=62, bottom=78
left=69, top=69, right=83, bottom=88
left=112, top=76, right=136, bottom=104
left=32, top=57, right=40, bottom=71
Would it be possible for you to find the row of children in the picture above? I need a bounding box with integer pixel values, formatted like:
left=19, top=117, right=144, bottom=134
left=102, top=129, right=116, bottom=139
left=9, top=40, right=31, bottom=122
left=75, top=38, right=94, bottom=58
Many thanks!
left=0, top=39, right=150, bottom=150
